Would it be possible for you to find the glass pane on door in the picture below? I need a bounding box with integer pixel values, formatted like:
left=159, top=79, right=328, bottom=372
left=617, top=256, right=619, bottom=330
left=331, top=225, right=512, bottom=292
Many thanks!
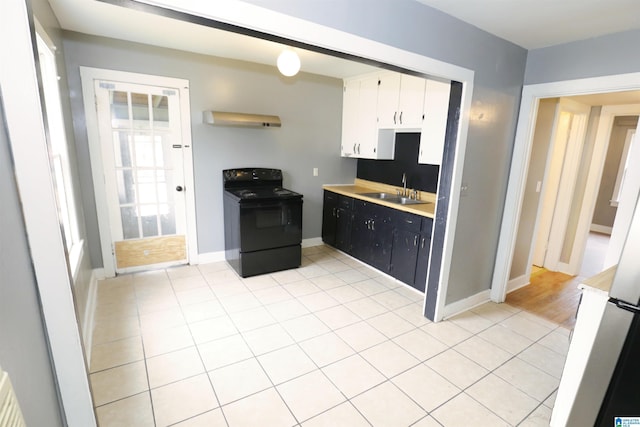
left=109, top=89, right=177, bottom=240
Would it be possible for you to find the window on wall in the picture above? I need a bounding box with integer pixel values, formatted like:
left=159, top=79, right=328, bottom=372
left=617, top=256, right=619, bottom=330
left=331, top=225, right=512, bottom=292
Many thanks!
left=35, top=26, right=83, bottom=273
left=611, top=128, right=637, bottom=207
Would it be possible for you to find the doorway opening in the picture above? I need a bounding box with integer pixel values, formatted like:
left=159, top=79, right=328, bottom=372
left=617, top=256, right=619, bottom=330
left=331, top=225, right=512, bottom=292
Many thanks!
left=496, top=89, right=640, bottom=326
left=80, top=67, right=199, bottom=277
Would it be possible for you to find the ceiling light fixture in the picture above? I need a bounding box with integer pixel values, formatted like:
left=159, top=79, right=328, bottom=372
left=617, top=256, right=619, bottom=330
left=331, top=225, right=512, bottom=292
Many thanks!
left=277, top=49, right=301, bottom=77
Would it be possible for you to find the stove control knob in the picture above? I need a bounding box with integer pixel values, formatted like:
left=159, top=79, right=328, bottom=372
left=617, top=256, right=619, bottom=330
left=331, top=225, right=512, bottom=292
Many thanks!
left=176, top=186, right=184, bottom=192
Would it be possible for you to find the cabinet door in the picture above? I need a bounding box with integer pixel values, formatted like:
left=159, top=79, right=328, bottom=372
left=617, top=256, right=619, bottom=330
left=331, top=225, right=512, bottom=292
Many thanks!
left=335, top=207, right=352, bottom=253
left=369, top=213, right=393, bottom=272
left=357, top=76, right=380, bottom=158
left=321, top=191, right=338, bottom=246
left=350, top=209, right=373, bottom=262
left=414, top=217, right=434, bottom=292
left=414, top=233, right=431, bottom=292
left=341, top=79, right=359, bottom=157
left=377, top=72, right=401, bottom=128
left=397, top=75, right=426, bottom=128
left=390, top=228, right=420, bottom=285
left=419, top=79, right=451, bottom=165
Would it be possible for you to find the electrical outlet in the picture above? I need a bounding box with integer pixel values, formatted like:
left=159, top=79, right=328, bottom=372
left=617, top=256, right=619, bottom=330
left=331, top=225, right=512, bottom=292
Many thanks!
left=313, top=167, right=319, bottom=177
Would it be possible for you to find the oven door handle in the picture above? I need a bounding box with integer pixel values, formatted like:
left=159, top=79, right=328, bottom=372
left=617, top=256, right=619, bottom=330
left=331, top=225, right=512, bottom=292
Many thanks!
left=241, top=201, right=288, bottom=209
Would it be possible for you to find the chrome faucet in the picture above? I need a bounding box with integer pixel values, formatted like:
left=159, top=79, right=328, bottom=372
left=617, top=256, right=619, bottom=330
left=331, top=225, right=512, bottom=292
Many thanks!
left=402, top=173, right=407, bottom=197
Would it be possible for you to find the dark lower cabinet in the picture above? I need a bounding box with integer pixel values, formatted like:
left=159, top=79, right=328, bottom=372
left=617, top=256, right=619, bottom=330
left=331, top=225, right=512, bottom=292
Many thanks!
left=322, top=190, right=432, bottom=293
left=321, top=191, right=353, bottom=253
left=390, top=228, right=420, bottom=285
left=351, top=200, right=393, bottom=272
left=321, top=191, right=338, bottom=246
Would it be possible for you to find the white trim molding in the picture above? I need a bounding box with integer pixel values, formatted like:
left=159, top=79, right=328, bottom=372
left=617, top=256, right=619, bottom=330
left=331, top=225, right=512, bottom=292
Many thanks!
left=507, top=274, right=531, bottom=294
left=81, top=271, right=100, bottom=365
left=194, top=250, right=226, bottom=265
left=1, top=0, right=96, bottom=424
left=302, top=237, right=323, bottom=248
left=590, top=224, right=613, bottom=235
left=442, top=289, right=491, bottom=320
left=491, top=72, right=640, bottom=303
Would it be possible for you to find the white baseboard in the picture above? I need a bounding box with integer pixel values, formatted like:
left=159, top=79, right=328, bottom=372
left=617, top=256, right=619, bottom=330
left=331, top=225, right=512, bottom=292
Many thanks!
left=197, top=239, right=324, bottom=264
left=302, top=237, right=323, bottom=248
left=442, top=289, right=491, bottom=320
left=590, top=224, right=612, bottom=235
left=195, top=250, right=226, bottom=264
left=82, top=270, right=100, bottom=366
left=507, top=274, right=530, bottom=293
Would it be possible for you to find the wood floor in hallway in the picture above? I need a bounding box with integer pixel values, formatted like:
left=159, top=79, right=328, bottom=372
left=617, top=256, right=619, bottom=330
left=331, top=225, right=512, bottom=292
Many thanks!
left=506, top=269, right=582, bottom=330
left=506, top=232, right=610, bottom=330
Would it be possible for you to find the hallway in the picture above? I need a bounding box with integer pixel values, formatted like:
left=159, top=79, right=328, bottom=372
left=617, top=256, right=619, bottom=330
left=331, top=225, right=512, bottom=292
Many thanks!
left=506, top=232, right=610, bottom=329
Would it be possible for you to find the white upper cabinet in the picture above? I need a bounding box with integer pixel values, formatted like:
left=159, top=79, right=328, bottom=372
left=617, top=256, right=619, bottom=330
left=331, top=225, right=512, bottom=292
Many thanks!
left=377, top=72, right=425, bottom=129
left=340, top=71, right=450, bottom=162
left=418, top=79, right=451, bottom=165
left=357, top=76, right=382, bottom=158
left=340, top=79, right=359, bottom=157
left=341, top=74, right=394, bottom=160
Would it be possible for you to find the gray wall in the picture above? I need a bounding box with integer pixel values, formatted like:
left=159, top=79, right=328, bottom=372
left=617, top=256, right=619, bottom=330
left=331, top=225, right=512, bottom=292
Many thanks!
left=0, top=97, right=64, bottom=426
left=593, top=115, right=639, bottom=228
left=62, top=32, right=355, bottom=259
left=241, top=0, right=528, bottom=305
left=525, top=30, right=640, bottom=85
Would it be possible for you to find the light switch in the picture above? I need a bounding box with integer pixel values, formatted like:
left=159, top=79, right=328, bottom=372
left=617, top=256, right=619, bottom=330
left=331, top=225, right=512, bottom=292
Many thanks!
left=313, top=168, right=319, bottom=177
left=536, top=181, right=542, bottom=193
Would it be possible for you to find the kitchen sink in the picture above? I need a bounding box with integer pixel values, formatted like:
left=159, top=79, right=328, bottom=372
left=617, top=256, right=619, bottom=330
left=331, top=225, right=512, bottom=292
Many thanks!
left=396, top=197, right=430, bottom=205
left=358, top=192, right=397, bottom=200
left=358, top=192, right=431, bottom=205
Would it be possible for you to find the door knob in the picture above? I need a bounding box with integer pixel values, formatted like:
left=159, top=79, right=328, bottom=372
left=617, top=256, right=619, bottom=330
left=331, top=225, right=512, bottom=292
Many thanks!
left=176, top=186, right=184, bottom=192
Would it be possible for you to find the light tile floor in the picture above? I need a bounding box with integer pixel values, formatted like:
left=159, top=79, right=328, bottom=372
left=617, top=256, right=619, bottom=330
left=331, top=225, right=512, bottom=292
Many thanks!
left=90, top=245, right=568, bottom=427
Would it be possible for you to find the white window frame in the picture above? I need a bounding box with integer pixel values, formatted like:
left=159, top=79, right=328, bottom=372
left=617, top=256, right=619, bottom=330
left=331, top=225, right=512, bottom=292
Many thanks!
left=34, top=22, right=84, bottom=277
left=611, top=128, right=636, bottom=207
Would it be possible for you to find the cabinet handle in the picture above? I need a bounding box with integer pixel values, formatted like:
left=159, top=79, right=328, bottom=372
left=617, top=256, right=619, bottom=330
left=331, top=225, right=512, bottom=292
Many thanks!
left=357, top=143, right=360, bottom=154
left=353, top=143, right=356, bottom=153
left=336, top=209, right=340, bottom=218
left=414, top=235, right=418, bottom=246
left=371, top=220, right=375, bottom=231
left=421, top=237, right=426, bottom=249
left=399, top=111, right=403, bottom=124
left=332, top=207, right=336, bottom=217
left=393, top=111, right=397, bottom=124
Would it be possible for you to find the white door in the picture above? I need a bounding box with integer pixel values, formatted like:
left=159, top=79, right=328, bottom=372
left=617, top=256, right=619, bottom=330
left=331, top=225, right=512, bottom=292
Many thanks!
left=94, top=80, right=189, bottom=273
left=605, top=120, right=640, bottom=267
left=532, top=99, right=590, bottom=273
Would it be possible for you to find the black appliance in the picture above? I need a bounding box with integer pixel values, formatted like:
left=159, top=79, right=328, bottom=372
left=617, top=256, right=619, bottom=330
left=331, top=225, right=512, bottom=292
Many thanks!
left=222, top=168, right=303, bottom=278
left=594, top=190, right=640, bottom=426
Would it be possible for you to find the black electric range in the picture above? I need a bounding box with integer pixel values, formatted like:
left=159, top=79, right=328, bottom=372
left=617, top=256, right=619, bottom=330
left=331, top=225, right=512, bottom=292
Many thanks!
left=222, top=168, right=303, bottom=277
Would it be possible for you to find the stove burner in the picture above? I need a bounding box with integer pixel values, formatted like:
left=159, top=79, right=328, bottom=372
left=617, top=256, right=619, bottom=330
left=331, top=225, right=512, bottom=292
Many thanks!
left=236, top=189, right=257, bottom=198
left=274, top=188, right=294, bottom=196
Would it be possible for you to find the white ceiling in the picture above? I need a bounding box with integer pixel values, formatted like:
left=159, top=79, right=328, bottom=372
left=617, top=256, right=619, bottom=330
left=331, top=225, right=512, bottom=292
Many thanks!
left=48, top=0, right=640, bottom=79
left=414, top=0, right=640, bottom=49
left=48, top=0, right=379, bottom=79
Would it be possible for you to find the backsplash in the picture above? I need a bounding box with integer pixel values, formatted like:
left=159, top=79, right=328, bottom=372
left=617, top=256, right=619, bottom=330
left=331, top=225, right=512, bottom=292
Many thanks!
left=356, top=133, right=439, bottom=193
